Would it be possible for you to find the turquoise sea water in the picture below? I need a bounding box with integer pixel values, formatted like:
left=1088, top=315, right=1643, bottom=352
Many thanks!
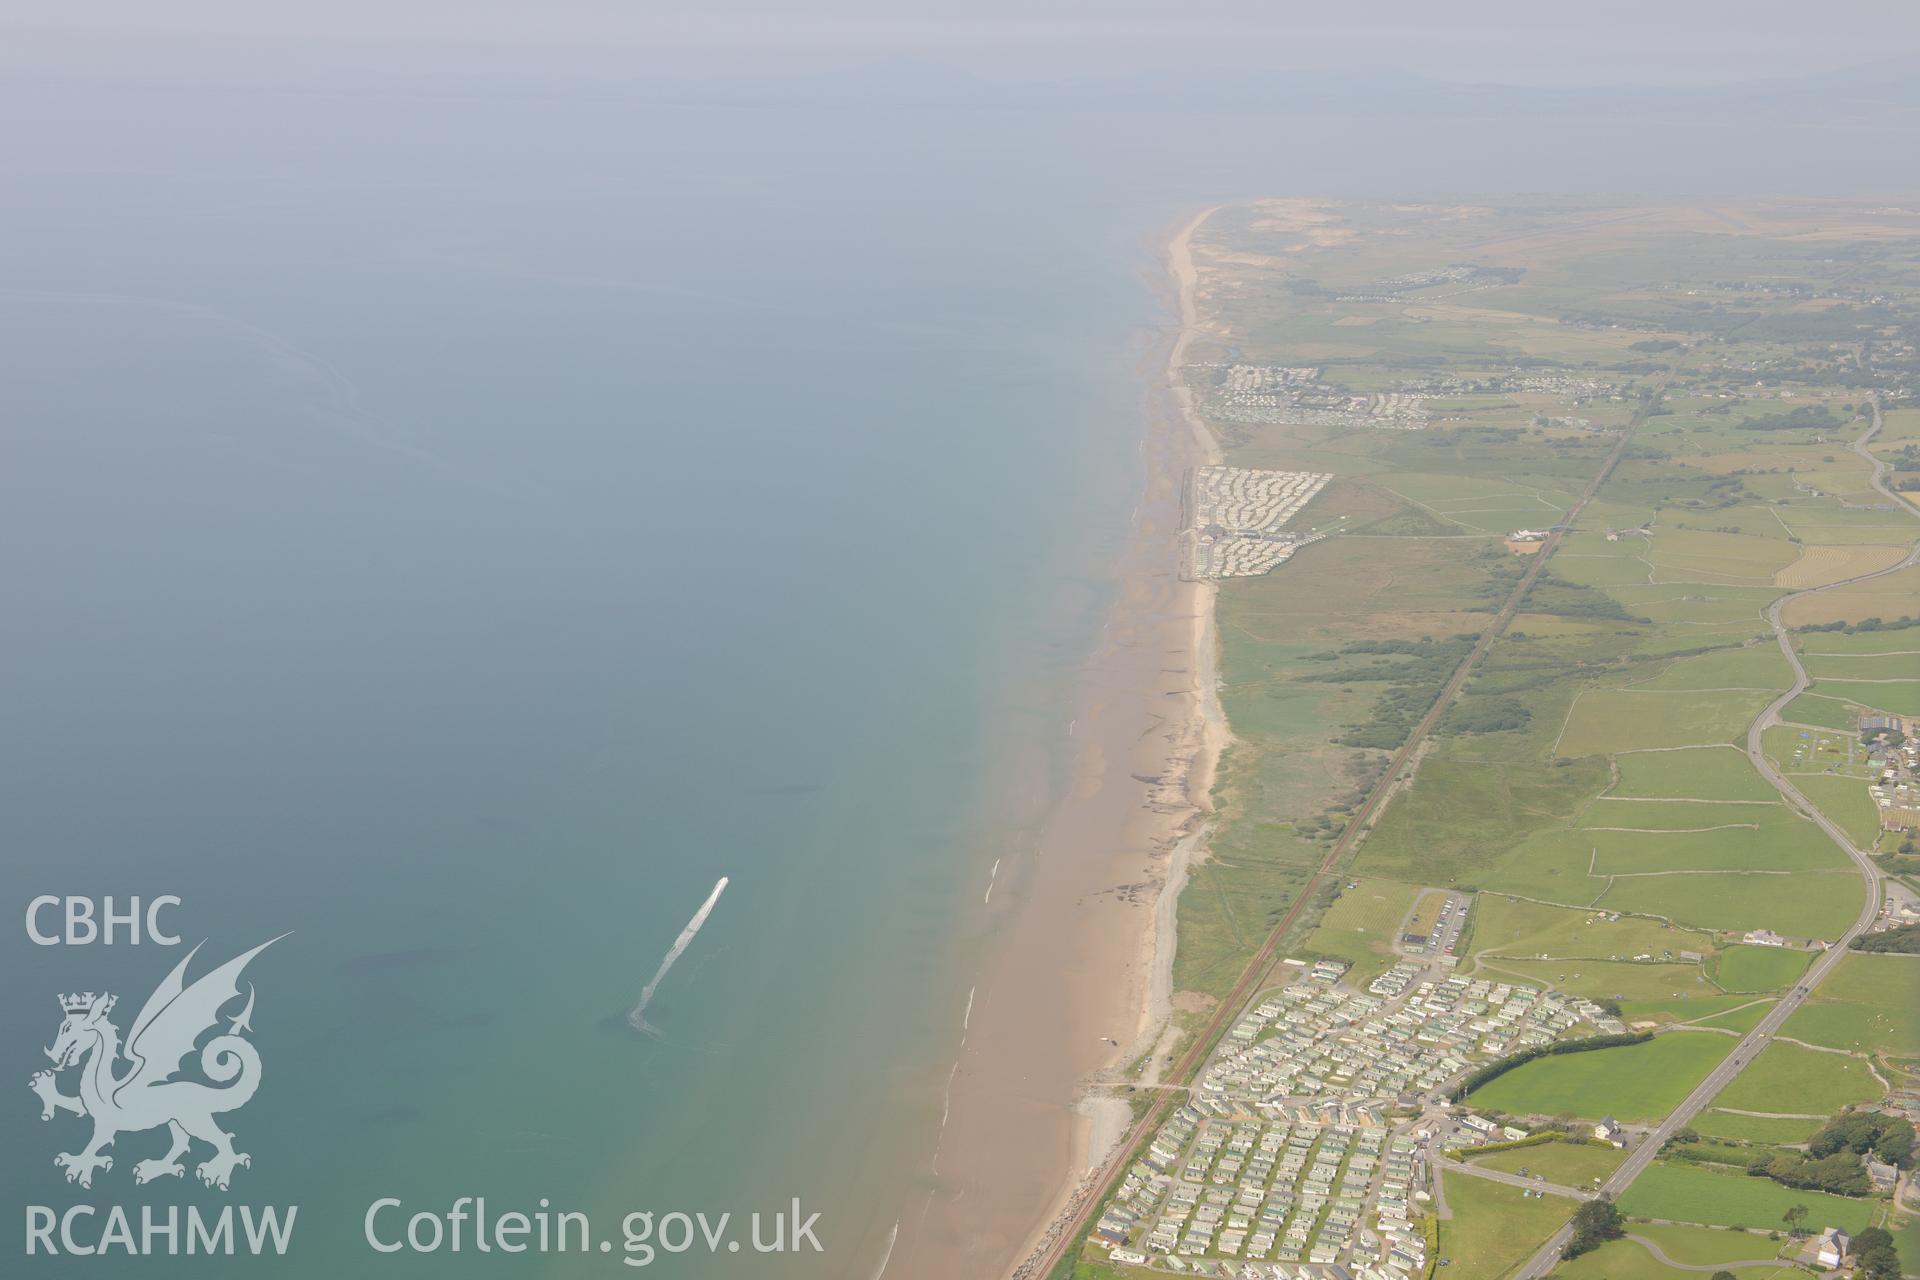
left=0, top=85, right=1175, bottom=1278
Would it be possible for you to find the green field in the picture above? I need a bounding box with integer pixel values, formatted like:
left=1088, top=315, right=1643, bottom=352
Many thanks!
left=1478, top=956, right=1713, bottom=1003
left=1577, top=798, right=1785, bottom=831
left=1469, top=894, right=1714, bottom=963
left=1797, top=626, right=1920, bottom=656
left=1577, top=815, right=1847, bottom=876
left=1711, top=945, right=1811, bottom=993
left=1631, top=645, right=1794, bottom=692
left=1896, top=1217, right=1920, bottom=1279
left=1353, top=754, right=1610, bottom=886
left=1609, top=748, right=1778, bottom=802
left=1617, top=1162, right=1874, bottom=1235
left=1787, top=773, right=1885, bottom=850
left=1558, top=688, right=1769, bottom=755
left=1618, top=994, right=1768, bottom=1026
left=1690, top=1000, right=1777, bottom=1033
left=1813, top=678, right=1920, bottom=716
left=1301, top=877, right=1425, bottom=981
left=1470, top=1033, right=1733, bottom=1122
left=1779, top=690, right=1860, bottom=730
left=1596, top=871, right=1863, bottom=939
left=1711, top=1041, right=1883, bottom=1113
left=1436, top=1172, right=1572, bottom=1277
left=1628, top=1221, right=1791, bottom=1268
left=1781, top=952, right=1920, bottom=1055
left=1553, top=1237, right=1796, bottom=1280
left=1468, top=1139, right=1626, bottom=1187
left=1691, top=1109, right=1824, bottom=1144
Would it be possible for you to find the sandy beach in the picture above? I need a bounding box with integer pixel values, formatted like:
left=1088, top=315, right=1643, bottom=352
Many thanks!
left=879, top=208, right=1227, bottom=1280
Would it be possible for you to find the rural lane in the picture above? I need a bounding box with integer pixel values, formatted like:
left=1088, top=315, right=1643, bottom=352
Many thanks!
left=1511, top=401, right=1917, bottom=1278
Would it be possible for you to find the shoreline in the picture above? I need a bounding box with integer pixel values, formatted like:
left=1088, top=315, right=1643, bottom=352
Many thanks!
left=878, top=205, right=1230, bottom=1280
left=1002, top=205, right=1230, bottom=1278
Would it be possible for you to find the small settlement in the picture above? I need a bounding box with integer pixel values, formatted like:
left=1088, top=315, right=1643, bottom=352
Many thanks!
left=1862, top=714, right=1920, bottom=830
left=1204, top=365, right=1430, bottom=431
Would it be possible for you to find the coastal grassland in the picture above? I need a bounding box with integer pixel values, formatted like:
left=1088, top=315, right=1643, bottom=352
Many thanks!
left=1434, top=1174, right=1572, bottom=1277
left=1882, top=408, right=1920, bottom=446
left=1776, top=543, right=1911, bottom=588
left=1468, top=1031, right=1733, bottom=1122
left=1779, top=690, right=1861, bottom=730
left=1609, top=747, right=1778, bottom=801
left=1555, top=687, right=1769, bottom=755
left=1056, top=1258, right=1126, bottom=1280
left=1626, top=644, right=1794, bottom=691
left=1781, top=563, right=1920, bottom=628
left=1785, top=774, right=1884, bottom=849
left=1578, top=798, right=1784, bottom=828
left=1468, top=1138, right=1626, bottom=1185
left=1553, top=1239, right=1795, bottom=1280
left=1301, top=877, right=1424, bottom=981
left=1366, top=470, right=1577, bottom=535
left=1179, top=531, right=1516, bottom=998
left=1618, top=994, right=1770, bottom=1025
left=1690, top=1109, right=1824, bottom=1143
left=1689, top=1000, right=1778, bottom=1033
left=1607, top=584, right=1779, bottom=653
left=1614, top=1222, right=1787, bottom=1268
left=1810, top=678, right=1920, bottom=716
left=1477, top=809, right=1845, bottom=894
left=1348, top=753, right=1608, bottom=886
left=1617, top=1162, right=1874, bottom=1235
left=1709, top=944, right=1812, bottom=993
left=1577, top=814, right=1845, bottom=875
left=1468, top=895, right=1713, bottom=964
left=1594, top=871, right=1863, bottom=938
left=1644, top=527, right=1799, bottom=585
left=1710, top=1041, right=1882, bottom=1112
left=1781, top=953, right=1920, bottom=1056
left=1796, top=624, right=1920, bottom=656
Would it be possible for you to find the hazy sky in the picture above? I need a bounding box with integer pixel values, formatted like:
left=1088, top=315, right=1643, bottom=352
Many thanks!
left=5, top=0, right=1918, bottom=87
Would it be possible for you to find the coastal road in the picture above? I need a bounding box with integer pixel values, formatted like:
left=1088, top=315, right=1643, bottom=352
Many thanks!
left=1018, top=379, right=1655, bottom=1280
left=1510, top=402, right=1918, bottom=1279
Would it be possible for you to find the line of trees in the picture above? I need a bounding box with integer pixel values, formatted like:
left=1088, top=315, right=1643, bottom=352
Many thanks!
left=1455, top=1031, right=1653, bottom=1100
left=1795, top=614, right=1920, bottom=635
left=1852, top=923, right=1920, bottom=954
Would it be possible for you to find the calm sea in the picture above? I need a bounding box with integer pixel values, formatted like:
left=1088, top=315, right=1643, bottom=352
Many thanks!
left=0, top=79, right=1184, bottom=1278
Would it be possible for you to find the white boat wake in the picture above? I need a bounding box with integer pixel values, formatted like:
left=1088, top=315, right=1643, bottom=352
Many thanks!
left=628, top=876, right=729, bottom=1035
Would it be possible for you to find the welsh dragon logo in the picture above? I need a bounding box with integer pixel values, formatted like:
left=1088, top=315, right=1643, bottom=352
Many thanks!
left=29, top=936, right=283, bottom=1191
